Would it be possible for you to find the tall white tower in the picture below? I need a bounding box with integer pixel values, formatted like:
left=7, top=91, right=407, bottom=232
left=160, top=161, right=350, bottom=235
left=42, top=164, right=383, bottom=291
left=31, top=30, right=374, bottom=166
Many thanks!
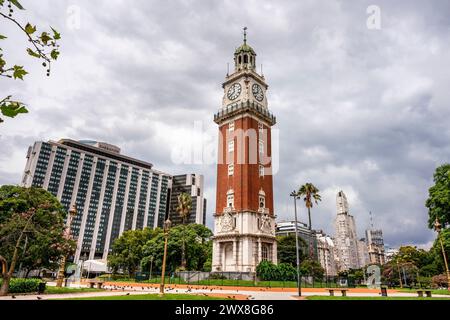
left=334, top=191, right=360, bottom=271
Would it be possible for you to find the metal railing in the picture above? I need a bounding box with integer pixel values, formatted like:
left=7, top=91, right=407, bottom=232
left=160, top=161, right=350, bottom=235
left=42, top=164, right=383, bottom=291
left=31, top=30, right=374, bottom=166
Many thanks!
left=102, top=271, right=356, bottom=289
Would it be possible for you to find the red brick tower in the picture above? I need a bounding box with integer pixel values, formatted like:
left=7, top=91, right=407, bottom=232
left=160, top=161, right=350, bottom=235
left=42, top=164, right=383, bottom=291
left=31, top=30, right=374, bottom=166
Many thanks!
left=212, top=29, right=277, bottom=273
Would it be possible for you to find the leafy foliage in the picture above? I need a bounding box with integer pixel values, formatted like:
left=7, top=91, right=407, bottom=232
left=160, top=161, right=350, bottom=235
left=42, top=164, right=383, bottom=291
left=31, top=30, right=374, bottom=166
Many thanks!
left=426, top=164, right=450, bottom=228
left=141, top=224, right=213, bottom=273
left=256, top=260, right=298, bottom=281
left=0, top=278, right=45, bottom=293
left=0, top=0, right=61, bottom=123
left=0, top=185, right=75, bottom=295
left=276, top=235, right=306, bottom=266
left=296, top=183, right=321, bottom=231
left=107, top=228, right=156, bottom=276
left=299, top=259, right=324, bottom=279
left=0, top=185, right=76, bottom=270
left=108, top=224, right=213, bottom=276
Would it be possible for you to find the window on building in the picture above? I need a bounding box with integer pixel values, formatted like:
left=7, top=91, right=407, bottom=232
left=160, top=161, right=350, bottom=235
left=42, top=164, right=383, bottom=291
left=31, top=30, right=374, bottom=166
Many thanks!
left=262, top=244, right=271, bottom=261
left=259, top=165, right=264, bottom=177
left=258, top=140, right=264, bottom=155
left=258, top=122, right=264, bottom=132
left=228, top=164, right=234, bottom=176
left=228, top=140, right=234, bottom=153
left=228, top=122, right=234, bottom=132
left=227, top=193, right=234, bottom=208
left=259, top=195, right=265, bottom=208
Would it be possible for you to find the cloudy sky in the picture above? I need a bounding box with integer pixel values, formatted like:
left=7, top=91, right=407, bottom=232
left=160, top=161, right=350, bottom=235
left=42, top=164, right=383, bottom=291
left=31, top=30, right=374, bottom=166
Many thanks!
left=1, top=0, right=449, bottom=248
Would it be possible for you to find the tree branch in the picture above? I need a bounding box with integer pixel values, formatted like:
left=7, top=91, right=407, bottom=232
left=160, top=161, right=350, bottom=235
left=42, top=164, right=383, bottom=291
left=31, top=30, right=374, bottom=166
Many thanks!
left=0, top=11, right=51, bottom=71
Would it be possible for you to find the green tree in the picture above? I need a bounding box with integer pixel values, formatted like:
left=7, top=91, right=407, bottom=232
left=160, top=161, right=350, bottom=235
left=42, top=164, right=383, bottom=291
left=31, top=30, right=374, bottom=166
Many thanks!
left=299, top=259, right=324, bottom=279
left=256, top=260, right=278, bottom=281
left=107, top=228, right=156, bottom=277
left=430, top=228, right=450, bottom=276
left=276, top=235, right=306, bottom=266
left=0, top=186, right=75, bottom=296
left=297, top=183, right=321, bottom=231
left=176, top=192, right=192, bottom=270
left=141, top=224, right=212, bottom=273
left=426, top=164, right=450, bottom=228
left=0, top=0, right=61, bottom=123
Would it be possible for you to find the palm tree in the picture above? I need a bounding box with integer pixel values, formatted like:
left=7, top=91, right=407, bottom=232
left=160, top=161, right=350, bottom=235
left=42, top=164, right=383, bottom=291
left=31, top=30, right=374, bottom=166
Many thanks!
left=176, top=192, right=192, bottom=269
left=297, top=183, right=321, bottom=231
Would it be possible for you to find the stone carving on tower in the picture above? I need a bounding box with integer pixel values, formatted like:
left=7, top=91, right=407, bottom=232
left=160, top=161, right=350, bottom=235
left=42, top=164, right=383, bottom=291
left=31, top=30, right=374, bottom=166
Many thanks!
left=211, top=28, right=277, bottom=273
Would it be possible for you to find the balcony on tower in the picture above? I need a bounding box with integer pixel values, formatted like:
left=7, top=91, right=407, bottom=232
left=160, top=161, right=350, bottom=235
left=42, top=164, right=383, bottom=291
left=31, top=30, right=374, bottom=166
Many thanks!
left=214, top=100, right=276, bottom=125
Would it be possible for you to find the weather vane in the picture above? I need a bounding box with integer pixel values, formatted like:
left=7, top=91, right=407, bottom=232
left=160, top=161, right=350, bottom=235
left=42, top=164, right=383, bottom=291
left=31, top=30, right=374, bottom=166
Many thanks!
left=243, top=26, right=247, bottom=44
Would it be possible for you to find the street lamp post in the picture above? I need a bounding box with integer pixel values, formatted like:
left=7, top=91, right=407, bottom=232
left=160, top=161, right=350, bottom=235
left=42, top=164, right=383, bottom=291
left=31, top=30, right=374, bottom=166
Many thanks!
left=160, top=218, right=172, bottom=295
left=434, top=218, right=450, bottom=290
left=149, top=255, right=154, bottom=282
left=290, top=191, right=302, bottom=297
left=56, top=204, right=77, bottom=287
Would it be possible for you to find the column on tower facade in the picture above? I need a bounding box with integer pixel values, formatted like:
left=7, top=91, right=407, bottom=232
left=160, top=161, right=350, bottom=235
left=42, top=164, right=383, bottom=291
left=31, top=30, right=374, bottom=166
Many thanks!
left=272, top=241, right=277, bottom=264
left=233, top=240, right=237, bottom=270
left=257, top=238, right=262, bottom=265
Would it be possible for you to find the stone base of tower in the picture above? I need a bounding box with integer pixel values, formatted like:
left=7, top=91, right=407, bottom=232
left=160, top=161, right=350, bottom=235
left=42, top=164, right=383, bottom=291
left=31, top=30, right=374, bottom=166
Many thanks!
left=212, top=211, right=277, bottom=273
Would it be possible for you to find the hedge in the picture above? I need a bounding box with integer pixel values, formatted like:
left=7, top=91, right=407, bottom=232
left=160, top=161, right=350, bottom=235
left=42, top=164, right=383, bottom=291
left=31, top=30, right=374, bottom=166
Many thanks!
left=0, top=278, right=46, bottom=293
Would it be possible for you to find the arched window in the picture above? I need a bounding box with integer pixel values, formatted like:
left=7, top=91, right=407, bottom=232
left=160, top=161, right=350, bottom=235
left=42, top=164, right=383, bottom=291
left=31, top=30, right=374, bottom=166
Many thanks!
left=262, top=244, right=269, bottom=261
left=227, top=189, right=234, bottom=208
left=259, top=189, right=266, bottom=208
left=244, top=54, right=248, bottom=63
left=238, top=55, right=242, bottom=64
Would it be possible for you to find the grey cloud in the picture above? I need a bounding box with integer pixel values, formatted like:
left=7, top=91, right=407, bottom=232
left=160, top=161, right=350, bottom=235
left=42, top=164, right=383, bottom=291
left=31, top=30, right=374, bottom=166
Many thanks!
left=1, top=0, right=450, bottom=248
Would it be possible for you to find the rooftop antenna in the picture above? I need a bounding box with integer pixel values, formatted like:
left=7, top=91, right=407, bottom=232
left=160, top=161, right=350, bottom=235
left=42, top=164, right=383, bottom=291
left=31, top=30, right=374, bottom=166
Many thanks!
left=227, top=62, right=229, bottom=76
left=369, top=211, right=374, bottom=229
left=243, top=26, right=247, bottom=44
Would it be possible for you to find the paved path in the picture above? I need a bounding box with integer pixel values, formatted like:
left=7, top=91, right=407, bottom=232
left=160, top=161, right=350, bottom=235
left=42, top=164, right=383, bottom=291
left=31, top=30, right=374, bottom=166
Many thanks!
left=1, top=283, right=449, bottom=300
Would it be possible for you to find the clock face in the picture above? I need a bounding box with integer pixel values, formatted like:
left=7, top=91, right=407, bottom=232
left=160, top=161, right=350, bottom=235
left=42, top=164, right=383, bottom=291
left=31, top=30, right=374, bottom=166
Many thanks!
left=252, top=84, right=264, bottom=102
left=227, top=83, right=242, bottom=100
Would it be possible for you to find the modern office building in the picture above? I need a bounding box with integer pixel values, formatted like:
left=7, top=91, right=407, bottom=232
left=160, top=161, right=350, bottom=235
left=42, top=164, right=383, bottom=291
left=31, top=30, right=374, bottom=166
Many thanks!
left=276, top=220, right=318, bottom=258
left=334, top=191, right=361, bottom=271
left=21, top=139, right=172, bottom=262
left=366, top=229, right=386, bottom=265
left=168, top=174, right=206, bottom=226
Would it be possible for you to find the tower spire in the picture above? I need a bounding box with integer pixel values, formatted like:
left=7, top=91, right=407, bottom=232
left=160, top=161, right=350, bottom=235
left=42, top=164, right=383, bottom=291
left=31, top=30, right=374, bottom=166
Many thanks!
left=243, top=26, right=247, bottom=44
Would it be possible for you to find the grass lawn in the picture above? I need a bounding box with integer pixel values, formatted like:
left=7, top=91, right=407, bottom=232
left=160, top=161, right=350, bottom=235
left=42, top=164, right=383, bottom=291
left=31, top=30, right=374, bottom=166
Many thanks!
left=306, top=295, right=450, bottom=300
left=110, top=277, right=334, bottom=288
left=57, top=293, right=231, bottom=300
left=44, top=287, right=104, bottom=294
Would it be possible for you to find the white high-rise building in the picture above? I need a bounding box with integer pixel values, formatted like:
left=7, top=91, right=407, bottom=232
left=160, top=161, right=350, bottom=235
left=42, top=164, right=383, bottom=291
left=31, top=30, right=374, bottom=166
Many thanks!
left=316, top=231, right=338, bottom=276
left=21, top=139, right=172, bottom=262
left=334, top=191, right=360, bottom=271
left=357, top=238, right=370, bottom=268
left=366, top=229, right=386, bottom=265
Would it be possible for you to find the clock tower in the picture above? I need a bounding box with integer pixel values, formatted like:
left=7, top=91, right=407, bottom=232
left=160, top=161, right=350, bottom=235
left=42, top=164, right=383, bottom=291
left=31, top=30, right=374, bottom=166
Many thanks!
left=212, top=29, right=277, bottom=273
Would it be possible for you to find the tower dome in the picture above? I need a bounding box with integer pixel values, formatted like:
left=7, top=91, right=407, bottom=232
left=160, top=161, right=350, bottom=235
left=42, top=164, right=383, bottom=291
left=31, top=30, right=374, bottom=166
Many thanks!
left=234, top=27, right=256, bottom=71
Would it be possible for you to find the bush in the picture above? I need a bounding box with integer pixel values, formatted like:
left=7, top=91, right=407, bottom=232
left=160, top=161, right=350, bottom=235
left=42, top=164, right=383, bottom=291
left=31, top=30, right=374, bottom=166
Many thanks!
left=0, top=278, right=46, bottom=293
left=208, top=273, right=227, bottom=280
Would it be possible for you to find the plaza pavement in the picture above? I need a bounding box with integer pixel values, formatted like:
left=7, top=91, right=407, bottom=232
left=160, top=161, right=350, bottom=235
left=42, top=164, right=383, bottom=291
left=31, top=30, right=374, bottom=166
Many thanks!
left=1, top=282, right=449, bottom=300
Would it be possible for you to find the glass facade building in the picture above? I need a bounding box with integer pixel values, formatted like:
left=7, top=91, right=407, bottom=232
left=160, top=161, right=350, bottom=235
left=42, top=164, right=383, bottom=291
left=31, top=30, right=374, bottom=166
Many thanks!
left=167, top=174, right=206, bottom=226
left=21, top=139, right=172, bottom=262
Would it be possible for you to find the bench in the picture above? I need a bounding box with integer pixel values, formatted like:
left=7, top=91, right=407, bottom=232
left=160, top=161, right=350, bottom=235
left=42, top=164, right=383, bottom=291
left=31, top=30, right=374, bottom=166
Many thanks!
left=326, top=288, right=348, bottom=297
left=416, top=290, right=432, bottom=298
left=87, top=280, right=105, bottom=289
